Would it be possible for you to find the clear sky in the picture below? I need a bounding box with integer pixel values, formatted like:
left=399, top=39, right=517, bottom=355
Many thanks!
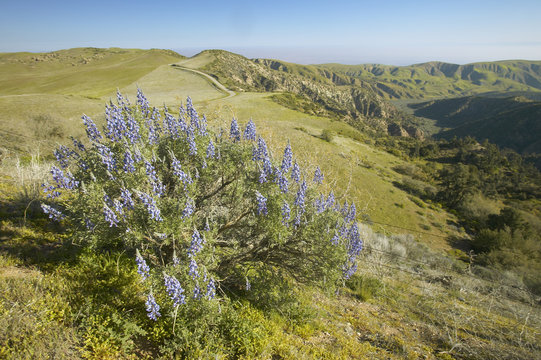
left=1, top=0, right=540, bottom=65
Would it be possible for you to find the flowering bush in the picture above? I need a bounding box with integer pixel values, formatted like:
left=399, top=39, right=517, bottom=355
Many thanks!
left=41, top=90, right=363, bottom=327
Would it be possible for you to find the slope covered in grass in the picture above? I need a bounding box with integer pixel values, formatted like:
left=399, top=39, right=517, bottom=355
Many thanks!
left=0, top=47, right=184, bottom=97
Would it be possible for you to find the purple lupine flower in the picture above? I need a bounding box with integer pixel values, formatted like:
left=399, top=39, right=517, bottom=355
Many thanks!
left=204, top=218, right=210, bottom=231
left=105, top=103, right=127, bottom=142
left=171, top=157, right=193, bottom=187
left=42, top=183, right=61, bottom=199
left=96, top=144, right=116, bottom=173
left=113, top=199, right=124, bottom=216
left=145, top=161, right=158, bottom=182
left=116, top=90, right=126, bottom=106
left=243, top=119, right=256, bottom=141
left=193, top=284, right=203, bottom=299
left=340, top=200, right=349, bottom=217
left=54, top=145, right=77, bottom=169
left=147, top=107, right=161, bottom=145
left=136, top=88, right=150, bottom=116
left=313, top=166, right=324, bottom=184
left=71, top=138, right=86, bottom=152
left=252, top=136, right=268, bottom=161
left=206, top=278, right=216, bottom=299
left=337, top=223, right=348, bottom=240
left=198, top=115, right=208, bottom=137
left=163, top=106, right=179, bottom=138
left=275, top=168, right=289, bottom=193
left=342, top=262, right=358, bottom=280
left=206, top=139, right=215, bottom=159
left=41, top=204, right=65, bottom=221
left=188, top=258, right=199, bottom=280
left=255, top=191, right=268, bottom=216
left=291, top=161, right=300, bottom=183
left=125, top=113, right=141, bottom=144
left=315, top=194, right=326, bottom=214
left=182, top=197, right=195, bottom=219
left=188, top=229, right=203, bottom=257
left=145, top=293, right=161, bottom=320
left=164, top=273, right=186, bottom=306
left=137, top=191, right=163, bottom=221
left=152, top=181, right=165, bottom=197
left=82, top=114, right=102, bottom=142
left=294, top=180, right=307, bottom=227
left=133, top=149, right=143, bottom=163
left=145, top=161, right=165, bottom=197
left=326, top=191, right=335, bottom=209
left=177, top=106, right=188, bottom=134
left=281, top=142, right=293, bottom=173
left=281, top=201, right=291, bottom=226
left=103, top=205, right=119, bottom=227
left=259, top=157, right=273, bottom=184
left=50, top=166, right=79, bottom=189
left=186, top=96, right=200, bottom=131
left=123, top=150, right=136, bottom=173
left=120, top=188, right=135, bottom=210
left=187, top=128, right=197, bottom=155
left=245, top=278, right=251, bottom=291
left=347, top=223, right=363, bottom=256
left=345, top=203, right=357, bottom=223
left=229, top=118, right=241, bottom=142
left=294, top=180, right=307, bottom=209
left=135, top=251, right=150, bottom=280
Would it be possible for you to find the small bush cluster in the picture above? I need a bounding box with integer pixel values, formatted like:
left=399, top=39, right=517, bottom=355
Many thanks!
left=40, top=90, right=364, bottom=355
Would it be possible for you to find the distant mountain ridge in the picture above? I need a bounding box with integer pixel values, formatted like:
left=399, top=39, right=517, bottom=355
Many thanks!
left=319, top=60, right=541, bottom=99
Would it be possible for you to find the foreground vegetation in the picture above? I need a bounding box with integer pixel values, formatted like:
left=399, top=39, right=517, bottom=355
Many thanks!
left=1, top=159, right=539, bottom=358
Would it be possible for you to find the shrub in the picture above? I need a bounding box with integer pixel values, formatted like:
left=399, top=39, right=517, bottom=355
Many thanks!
left=345, top=274, right=384, bottom=301
left=321, top=129, right=336, bottom=143
left=40, top=90, right=365, bottom=355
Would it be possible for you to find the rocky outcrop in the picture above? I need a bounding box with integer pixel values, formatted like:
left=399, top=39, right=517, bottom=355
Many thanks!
left=200, top=51, right=399, bottom=128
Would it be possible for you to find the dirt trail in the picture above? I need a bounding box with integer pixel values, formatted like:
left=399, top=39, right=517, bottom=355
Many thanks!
left=171, top=65, right=235, bottom=99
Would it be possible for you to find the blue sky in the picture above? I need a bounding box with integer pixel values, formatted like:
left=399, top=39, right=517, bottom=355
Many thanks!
left=1, top=0, right=540, bottom=65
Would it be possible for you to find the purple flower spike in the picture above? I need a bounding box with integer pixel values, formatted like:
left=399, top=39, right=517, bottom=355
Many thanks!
left=145, top=293, right=161, bottom=320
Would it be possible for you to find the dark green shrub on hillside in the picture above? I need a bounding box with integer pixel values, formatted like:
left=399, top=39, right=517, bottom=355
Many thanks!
left=321, top=129, right=336, bottom=142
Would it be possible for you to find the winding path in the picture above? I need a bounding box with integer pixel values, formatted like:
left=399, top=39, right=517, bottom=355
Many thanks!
left=170, top=65, right=236, bottom=99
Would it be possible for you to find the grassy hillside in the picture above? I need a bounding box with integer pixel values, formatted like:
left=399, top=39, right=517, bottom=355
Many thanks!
left=411, top=96, right=541, bottom=154
left=178, top=50, right=403, bottom=134
left=320, top=60, right=541, bottom=99
left=0, top=48, right=230, bottom=153
left=0, top=47, right=184, bottom=97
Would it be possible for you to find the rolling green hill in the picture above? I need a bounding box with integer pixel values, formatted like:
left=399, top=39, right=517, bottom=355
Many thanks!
left=319, top=60, right=541, bottom=99
left=0, top=47, right=184, bottom=97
